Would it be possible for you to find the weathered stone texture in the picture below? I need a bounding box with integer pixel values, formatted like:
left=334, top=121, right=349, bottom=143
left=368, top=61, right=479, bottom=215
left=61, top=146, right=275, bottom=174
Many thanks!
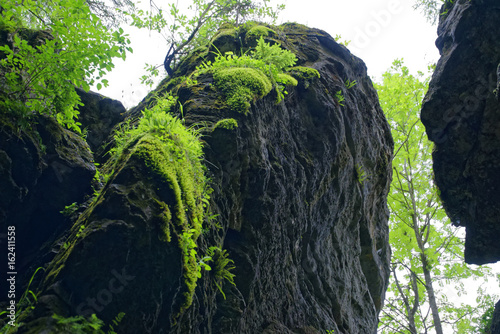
left=421, top=0, right=500, bottom=265
left=1, top=23, right=393, bottom=333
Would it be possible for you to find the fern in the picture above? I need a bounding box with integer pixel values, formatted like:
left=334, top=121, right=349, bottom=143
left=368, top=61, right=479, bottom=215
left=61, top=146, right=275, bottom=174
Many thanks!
left=207, top=246, right=236, bottom=299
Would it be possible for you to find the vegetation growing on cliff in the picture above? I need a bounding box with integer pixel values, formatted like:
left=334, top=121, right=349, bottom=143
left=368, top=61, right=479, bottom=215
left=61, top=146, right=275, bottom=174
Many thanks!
left=214, top=118, right=238, bottom=130
left=108, top=94, right=213, bottom=317
left=124, top=0, right=285, bottom=77
left=0, top=0, right=132, bottom=133
left=413, top=0, right=456, bottom=24
left=195, top=36, right=297, bottom=113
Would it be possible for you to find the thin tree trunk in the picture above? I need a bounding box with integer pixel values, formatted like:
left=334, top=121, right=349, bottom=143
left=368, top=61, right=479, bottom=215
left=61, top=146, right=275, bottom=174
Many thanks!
left=412, top=215, right=443, bottom=334
left=392, top=266, right=418, bottom=334
left=420, top=252, right=444, bottom=334
left=407, top=159, right=444, bottom=334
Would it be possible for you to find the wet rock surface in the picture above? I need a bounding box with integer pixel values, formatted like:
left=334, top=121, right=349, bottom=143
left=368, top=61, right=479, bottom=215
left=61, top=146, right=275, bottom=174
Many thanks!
left=421, top=2, right=500, bottom=331
left=181, top=24, right=394, bottom=333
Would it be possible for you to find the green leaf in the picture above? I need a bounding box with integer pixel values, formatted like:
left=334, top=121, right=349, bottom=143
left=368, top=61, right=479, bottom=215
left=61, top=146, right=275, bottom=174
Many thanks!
left=377, top=59, right=498, bottom=333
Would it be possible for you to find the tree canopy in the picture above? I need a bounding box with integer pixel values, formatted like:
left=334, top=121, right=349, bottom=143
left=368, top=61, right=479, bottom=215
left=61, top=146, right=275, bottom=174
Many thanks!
left=376, top=59, right=498, bottom=334
left=0, top=0, right=133, bottom=132
left=413, top=0, right=455, bottom=24
left=123, top=0, right=284, bottom=80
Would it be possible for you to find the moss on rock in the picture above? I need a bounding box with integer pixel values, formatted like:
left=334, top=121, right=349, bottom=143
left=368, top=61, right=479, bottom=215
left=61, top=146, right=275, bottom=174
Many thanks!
left=245, top=25, right=275, bottom=44
left=214, top=118, right=238, bottom=130
left=213, top=67, right=272, bottom=114
left=289, top=66, right=320, bottom=88
left=276, top=73, right=298, bottom=87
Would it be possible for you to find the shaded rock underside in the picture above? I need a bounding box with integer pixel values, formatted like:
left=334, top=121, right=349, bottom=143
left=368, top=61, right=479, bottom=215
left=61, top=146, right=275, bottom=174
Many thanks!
left=421, top=0, right=500, bottom=265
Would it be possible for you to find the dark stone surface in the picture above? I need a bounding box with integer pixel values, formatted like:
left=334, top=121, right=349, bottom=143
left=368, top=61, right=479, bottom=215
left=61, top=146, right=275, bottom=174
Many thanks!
left=76, top=88, right=126, bottom=161
left=0, top=117, right=95, bottom=301
left=3, top=23, right=393, bottom=333
left=421, top=0, right=500, bottom=265
left=172, top=23, right=393, bottom=333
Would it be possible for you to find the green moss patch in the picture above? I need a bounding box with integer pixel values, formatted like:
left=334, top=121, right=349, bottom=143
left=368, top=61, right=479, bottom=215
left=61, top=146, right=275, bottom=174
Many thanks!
left=214, top=118, right=238, bottom=130
left=245, top=25, right=275, bottom=44
left=111, top=97, right=209, bottom=318
left=276, top=73, right=298, bottom=87
left=44, top=95, right=210, bottom=322
left=289, top=66, right=320, bottom=80
left=289, top=66, right=320, bottom=88
left=213, top=67, right=272, bottom=114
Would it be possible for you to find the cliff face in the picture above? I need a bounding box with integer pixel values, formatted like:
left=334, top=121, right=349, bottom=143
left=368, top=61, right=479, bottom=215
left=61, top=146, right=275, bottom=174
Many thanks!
left=0, top=23, right=393, bottom=333
left=421, top=0, right=500, bottom=266
left=420, top=0, right=500, bottom=331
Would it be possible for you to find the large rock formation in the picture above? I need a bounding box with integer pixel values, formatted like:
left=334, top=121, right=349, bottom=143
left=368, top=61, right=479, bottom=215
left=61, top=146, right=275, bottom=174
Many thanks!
left=0, top=23, right=393, bottom=333
left=420, top=0, right=500, bottom=332
left=421, top=0, right=500, bottom=266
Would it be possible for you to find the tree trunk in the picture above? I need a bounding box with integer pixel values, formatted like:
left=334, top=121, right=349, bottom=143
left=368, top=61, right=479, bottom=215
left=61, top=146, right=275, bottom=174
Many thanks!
left=408, top=161, right=444, bottom=334
left=392, top=266, right=418, bottom=334
left=420, top=253, right=444, bottom=334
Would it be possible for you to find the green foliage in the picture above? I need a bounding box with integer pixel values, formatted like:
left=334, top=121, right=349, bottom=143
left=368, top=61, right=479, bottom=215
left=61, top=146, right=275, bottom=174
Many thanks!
left=344, top=79, right=357, bottom=89
left=325, top=330, right=335, bottom=334
left=478, top=306, right=494, bottom=333
left=355, top=164, right=367, bottom=185
left=413, top=0, right=456, bottom=24
left=110, top=94, right=202, bottom=163
left=197, top=36, right=297, bottom=113
left=60, top=202, right=78, bottom=217
left=52, top=314, right=104, bottom=333
left=334, top=90, right=345, bottom=107
left=376, top=59, right=497, bottom=334
left=206, top=246, right=236, bottom=299
left=252, top=36, right=297, bottom=72
left=124, top=0, right=285, bottom=79
left=107, top=312, right=125, bottom=334
left=214, top=118, right=238, bottom=130
left=51, top=312, right=125, bottom=334
left=0, top=0, right=132, bottom=133
left=334, top=34, right=351, bottom=47
left=0, top=267, right=45, bottom=332
left=75, top=225, right=86, bottom=238
left=108, top=93, right=211, bottom=319
left=63, top=225, right=86, bottom=250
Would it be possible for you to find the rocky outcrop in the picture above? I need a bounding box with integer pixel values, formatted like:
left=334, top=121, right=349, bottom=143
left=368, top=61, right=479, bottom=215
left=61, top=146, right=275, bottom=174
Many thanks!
left=421, top=1, right=500, bottom=331
left=76, top=88, right=126, bottom=161
left=421, top=0, right=500, bottom=265
left=0, top=117, right=95, bottom=300
left=1, top=23, right=393, bottom=333
left=173, top=24, right=393, bottom=334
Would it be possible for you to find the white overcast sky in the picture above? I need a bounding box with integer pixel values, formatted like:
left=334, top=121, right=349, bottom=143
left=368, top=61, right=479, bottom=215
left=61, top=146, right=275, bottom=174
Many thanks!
left=99, top=0, right=440, bottom=109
